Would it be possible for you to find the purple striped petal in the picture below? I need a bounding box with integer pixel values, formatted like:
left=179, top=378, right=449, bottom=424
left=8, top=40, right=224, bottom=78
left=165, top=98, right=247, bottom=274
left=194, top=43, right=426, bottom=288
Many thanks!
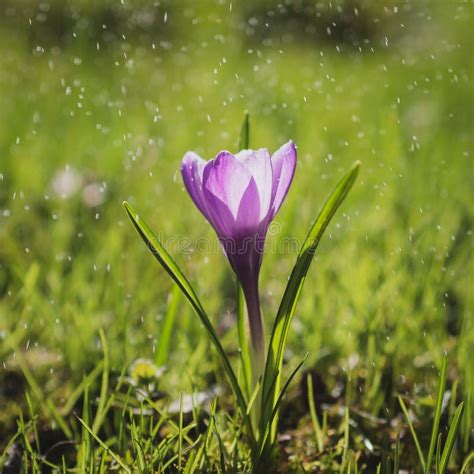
left=181, top=152, right=208, bottom=218
left=235, top=148, right=272, bottom=221
left=203, top=151, right=252, bottom=220
left=235, top=177, right=261, bottom=234
left=269, top=141, right=297, bottom=219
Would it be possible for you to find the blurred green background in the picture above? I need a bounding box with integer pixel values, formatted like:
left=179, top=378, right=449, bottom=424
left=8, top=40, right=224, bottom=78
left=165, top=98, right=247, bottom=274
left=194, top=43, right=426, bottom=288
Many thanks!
left=0, top=0, right=472, bottom=469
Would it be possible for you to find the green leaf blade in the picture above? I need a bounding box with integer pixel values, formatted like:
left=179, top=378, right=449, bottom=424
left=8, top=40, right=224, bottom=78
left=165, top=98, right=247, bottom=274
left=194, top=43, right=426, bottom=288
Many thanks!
left=76, top=415, right=131, bottom=473
left=307, top=373, right=324, bottom=452
left=239, top=111, right=249, bottom=150
left=261, top=161, right=360, bottom=441
left=425, top=355, right=447, bottom=473
left=398, top=395, right=426, bottom=471
left=439, top=402, right=464, bottom=473
left=155, top=285, right=181, bottom=366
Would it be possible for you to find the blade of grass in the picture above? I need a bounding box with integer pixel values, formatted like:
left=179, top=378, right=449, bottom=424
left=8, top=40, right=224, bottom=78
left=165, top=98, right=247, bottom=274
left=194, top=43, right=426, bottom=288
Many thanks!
left=156, top=284, right=180, bottom=366
left=98, top=452, right=106, bottom=473
left=130, top=417, right=147, bottom=473
left=307, top=373, right=324, bottom=452
left=238, top=111, right=249, bottom=150
left=188, top=399, right=217, bottom=472
left=17, top=413, right=34, bottom=458
left=207, top=400, right=217, bottom=440
left=144, top=396, right=196, bottom=446
left=76, top=415, right=131, bottom=473
left=246, top=379, right=261, bottom=417
left=12, top=347, right=72, bottom=439
left=460, top=452, right=474, bottom=474
left=261, top=161, right=360, bottom=441
left=92, top=329, right=109, bottom=434
left=123, top=201, right=255, bottom=448
left=62, top=361, right=103, bottom=415
left=91, top=365, right=127, bottom=445
left=426, top=355, right=447, bottom=473
left=25, top=393, right=40, bottom=455
left=178, top=393, right=184, bottom=472
left=393, top=432, right=400, bottom=474
left=449, top=379, right=459, bottom=420
left=258, top=354, right=308, bottom=460
left=439, top=402, right=464, bottom=473
left=160, top=437, right=201, bottom=472
left=462, top=390, right=471, bottom=453
left=211, top=412, right=227, bottom=472
left=339, top=407, right=350, bottom=474
left=0, top=431, right=22, bottom=467
left=79, top=381, right=91, bottom=470
left=184, top=447, right=198, bottom=474
left=398, top=396, right=426, bottom=471
left=436, top=433, right=442, bottom=474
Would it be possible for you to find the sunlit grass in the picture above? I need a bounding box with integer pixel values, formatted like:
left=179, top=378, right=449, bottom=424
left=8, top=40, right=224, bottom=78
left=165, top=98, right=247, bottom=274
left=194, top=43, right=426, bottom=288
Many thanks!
left=0, top=0, right=472, bottom=471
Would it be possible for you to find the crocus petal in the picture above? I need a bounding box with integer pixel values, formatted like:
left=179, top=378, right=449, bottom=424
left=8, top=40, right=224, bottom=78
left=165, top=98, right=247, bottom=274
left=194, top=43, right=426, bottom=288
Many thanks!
left=182, top=152, right=236, bottom=238
left=203, top=151, right=252, bottom=220
left=269, top=141, right=297, bottom=218
left=200, top=186, right=237, bottom=238
left=181, top=152, right=209, bottom=218
left=235, top=148, right=272, bottom=221
left=235, top=177, right=261, bottom=233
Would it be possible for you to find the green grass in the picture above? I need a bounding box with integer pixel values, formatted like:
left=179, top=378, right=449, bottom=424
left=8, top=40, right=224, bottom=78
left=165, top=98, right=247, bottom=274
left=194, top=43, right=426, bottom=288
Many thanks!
left=0, top=0, right=473, bottom=471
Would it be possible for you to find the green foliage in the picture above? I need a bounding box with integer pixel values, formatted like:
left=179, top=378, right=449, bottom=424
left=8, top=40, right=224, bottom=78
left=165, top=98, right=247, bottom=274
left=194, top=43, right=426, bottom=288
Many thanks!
left=0, top=0, right=472, bottom=471
left=398, top=357, right=466, bottom=474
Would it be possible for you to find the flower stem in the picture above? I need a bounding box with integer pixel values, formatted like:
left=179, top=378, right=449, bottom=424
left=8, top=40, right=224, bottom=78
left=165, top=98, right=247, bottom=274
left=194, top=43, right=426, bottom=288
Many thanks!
left=244, top=286, right=265, bottom=357
left=242, top=279, right=266, bottom=434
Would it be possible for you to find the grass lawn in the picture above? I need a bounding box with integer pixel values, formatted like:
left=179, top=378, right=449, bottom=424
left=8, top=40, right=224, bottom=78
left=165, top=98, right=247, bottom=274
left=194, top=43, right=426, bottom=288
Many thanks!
left=0, top=1, right=472, bottom=472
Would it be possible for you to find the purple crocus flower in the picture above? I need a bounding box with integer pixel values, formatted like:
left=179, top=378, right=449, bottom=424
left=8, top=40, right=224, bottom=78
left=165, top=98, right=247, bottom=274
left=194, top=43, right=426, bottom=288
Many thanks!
left=181, top=141, right=297, bottom=363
